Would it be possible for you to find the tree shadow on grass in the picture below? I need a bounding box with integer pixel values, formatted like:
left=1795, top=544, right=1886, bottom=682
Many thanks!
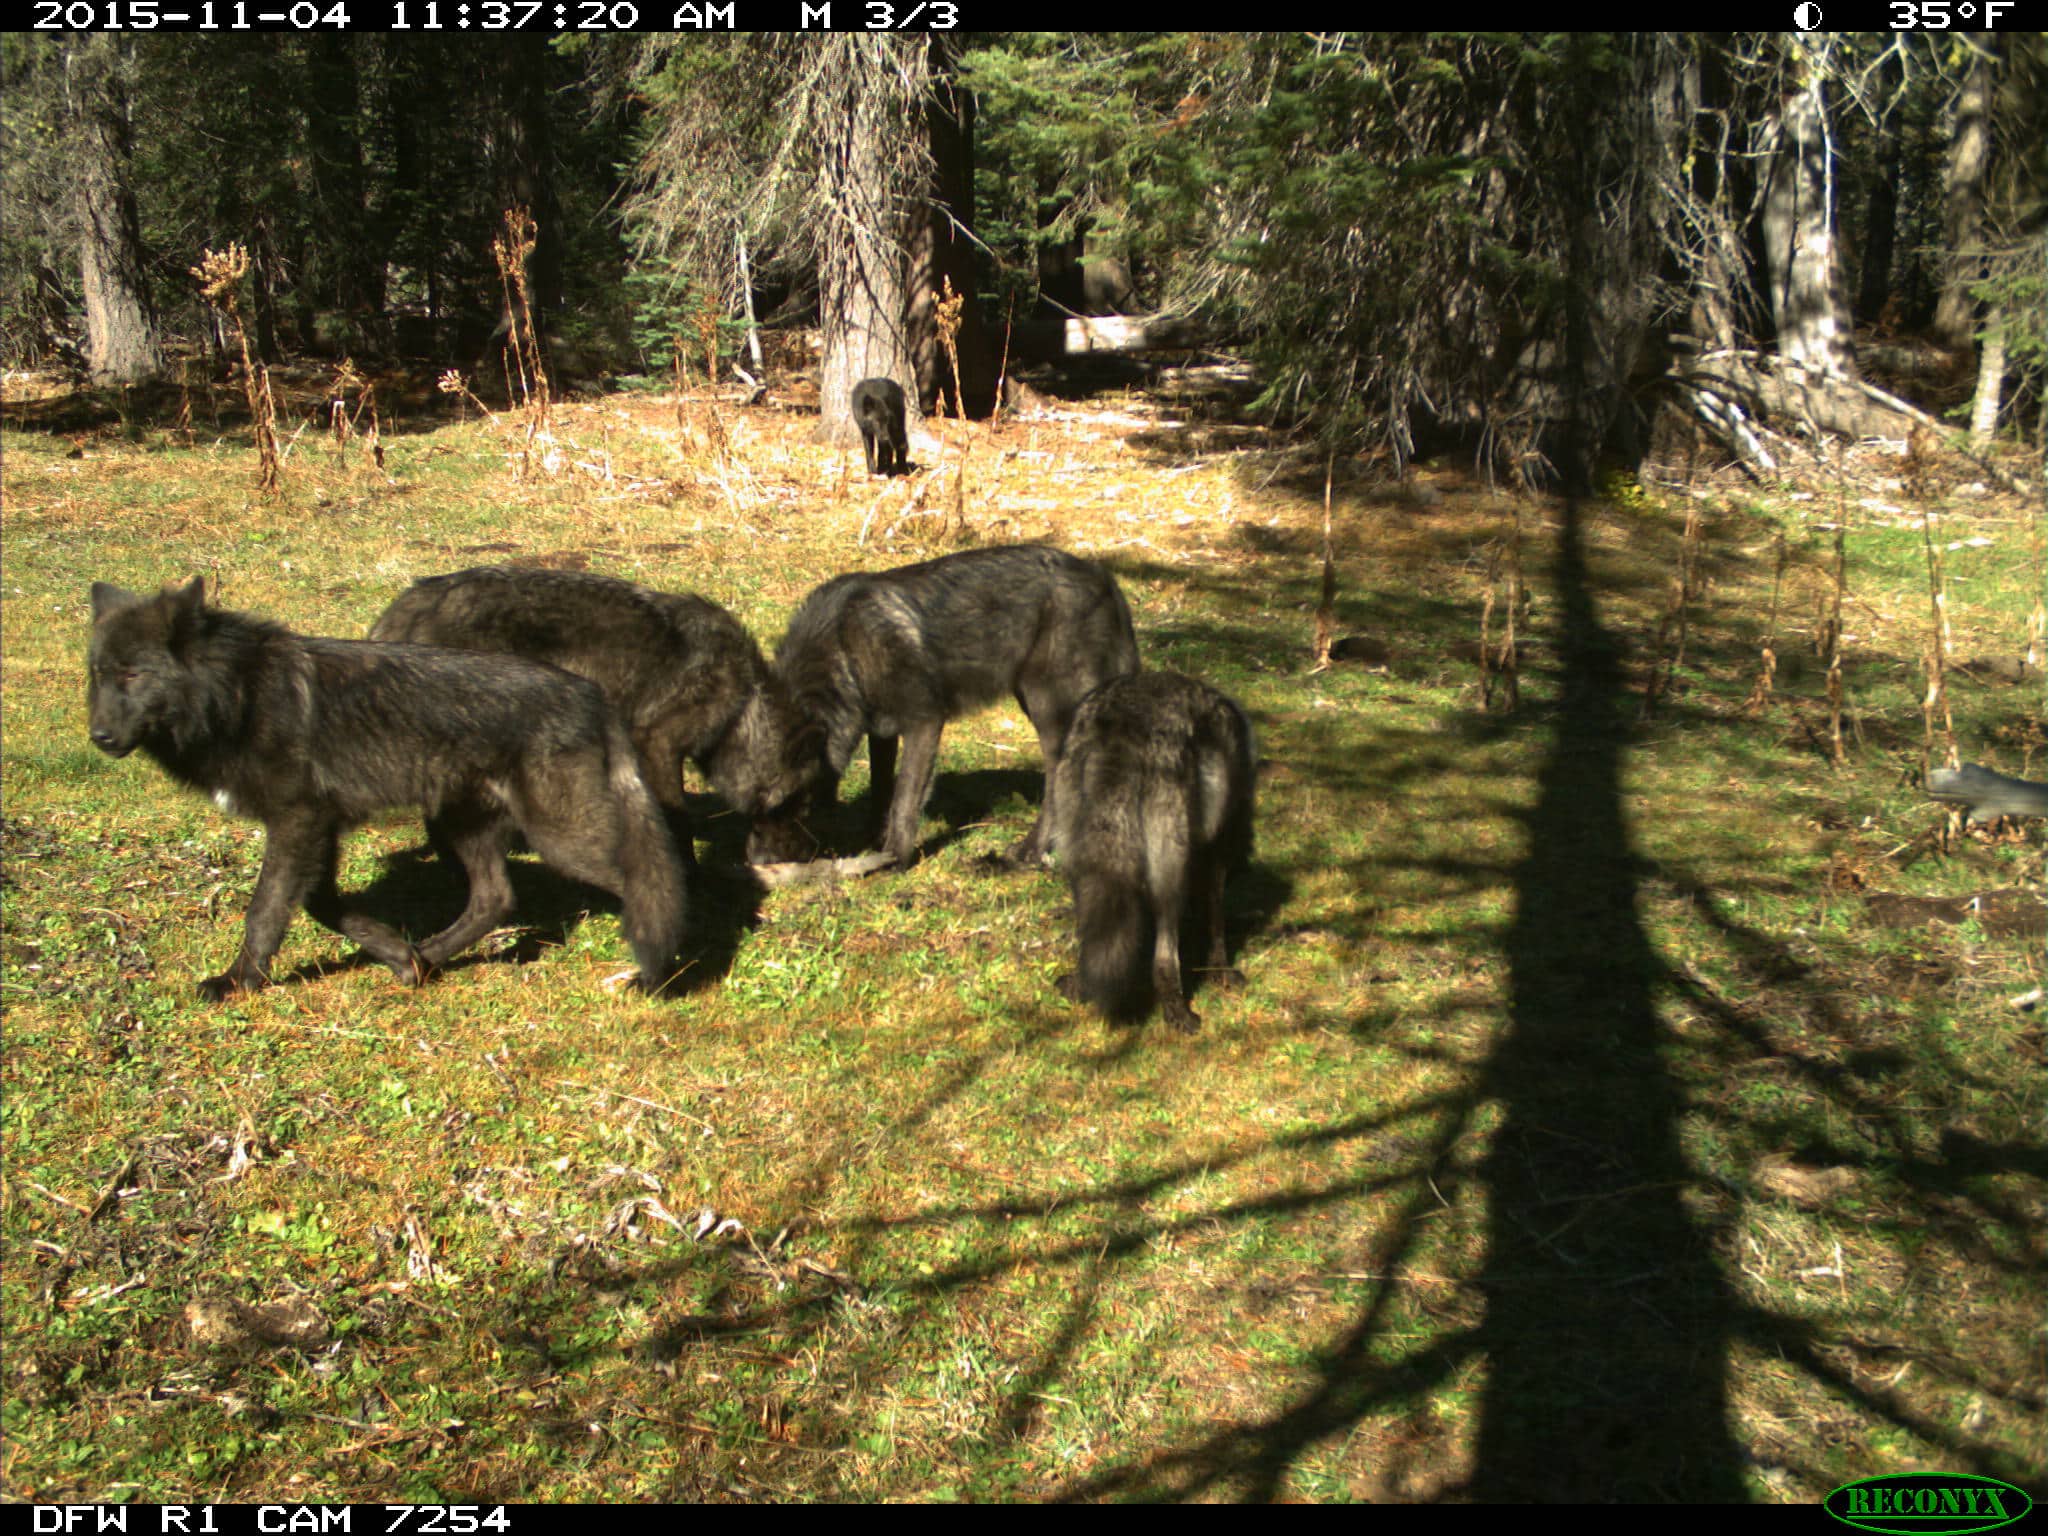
left=1468, top=495, right=1749, bottom=1500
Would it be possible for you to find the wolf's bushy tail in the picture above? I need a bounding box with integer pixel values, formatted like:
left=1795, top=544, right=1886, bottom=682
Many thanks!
left=605, top=718, right=688, bottom=987
left=1073, top=865, right=1150, bottom=1020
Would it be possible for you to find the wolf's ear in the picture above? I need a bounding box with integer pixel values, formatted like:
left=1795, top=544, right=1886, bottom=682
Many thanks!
left=90, top=582, right=143, bottom=622
left=163, top=576, right=207, bottom=648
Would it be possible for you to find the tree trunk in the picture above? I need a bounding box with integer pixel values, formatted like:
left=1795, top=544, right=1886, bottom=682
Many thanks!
left=303, top=36, right=383, bottom=340
left=816, top=37, right=920, bottom=448
left=908, top=33, right=993, bottom=417
left=1759, top=73, right=1857, bottom=380
left=67, top=36, right=161, bottom=386
left=1855, top=48, right=1904, bottom=325
left=1968, top=308, right=2006, bottom=445
left=1932, top=36, right=1996, bottom=350
left=493, top=37, right=563, bottom=324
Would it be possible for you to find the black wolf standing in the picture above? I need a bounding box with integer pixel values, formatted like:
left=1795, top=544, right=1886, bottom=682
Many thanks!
left=768, top=545, right=1140, bottom=869
left=850, top=377, right=909, bottom=477
left=1051, top=671, right=1255, bottom=1032
left=370, top=566, right=824, bottom=866
left=88, top=578, right=687, bottom=998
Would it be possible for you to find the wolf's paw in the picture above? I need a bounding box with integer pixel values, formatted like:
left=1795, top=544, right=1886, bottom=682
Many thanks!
left=1054, top=971, right=1083, bottom=1003
left=389, top=948, right=433, bottom=988
left=615, top=965, right=686, bottom=1000
left=1161, top=996, right=1202, bottom=1034
left=197, top=969, right=261, bottom=1002
left=1200, top=965, right=1247, bottom=992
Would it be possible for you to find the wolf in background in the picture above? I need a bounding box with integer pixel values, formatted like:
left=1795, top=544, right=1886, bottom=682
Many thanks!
left=371, top=565, right=825, bottom=867
left=850, top=376, right=909, bottom=477
left=767, top=544, right=1140, bottom=869
left=1050, top=671, right=1256, bottom=1031
left=88, top=578, right=687, bottom=997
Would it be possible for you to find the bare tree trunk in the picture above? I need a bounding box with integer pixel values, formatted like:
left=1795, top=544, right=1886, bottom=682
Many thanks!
left=909, top=34, right=992, bottom=417
left=1933, top=36, right=1996, bottom=350
left=1968, top=309, right=2006, bottom=445
left=1759, top=72, right=1857, bottom=380
left=816, top=37, right=921, bottom=447
left=67, top=36, right=161, bottom=386
left=303, top=37, right=383, bottom=344
left=1855, top=48, right=1905, bottom=325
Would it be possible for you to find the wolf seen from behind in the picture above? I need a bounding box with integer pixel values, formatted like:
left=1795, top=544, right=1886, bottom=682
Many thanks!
left=1051, top=671, right=1256, bottom=1032
left=765, top=545, right=1140, bottom=870
left=87, top=578, right=687, bottom=998
left=371, top=566, right=825, bottom=867
left=850, top=377, right=909, bottom=477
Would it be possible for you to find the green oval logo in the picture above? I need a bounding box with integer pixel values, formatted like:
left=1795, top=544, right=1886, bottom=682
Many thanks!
left=1825, top=1473, right=2033, bottom=1535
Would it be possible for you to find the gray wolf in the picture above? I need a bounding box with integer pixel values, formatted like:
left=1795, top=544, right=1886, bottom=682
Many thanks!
left=370, top=565, right=825, bottom=866
left=1050, top=671, right=1255, bottom=1031
left=851, top=377, right=909, bottom=477
left=768, top=544, right=1140, bottom=868
left=88, top=578, right=687, bottom=998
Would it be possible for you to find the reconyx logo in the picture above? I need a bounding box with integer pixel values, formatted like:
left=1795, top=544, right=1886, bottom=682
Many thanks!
left=1826, top=1473, right=2033, bottom=1534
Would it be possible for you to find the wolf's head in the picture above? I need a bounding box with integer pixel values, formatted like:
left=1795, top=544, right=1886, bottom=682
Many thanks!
left=725, top=686, right=832, bottom=867
left=87, top=577, right=208, bottom=759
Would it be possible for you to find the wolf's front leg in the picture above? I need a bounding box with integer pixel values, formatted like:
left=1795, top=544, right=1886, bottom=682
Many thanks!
left=197, top=812, right=333, bottom=1000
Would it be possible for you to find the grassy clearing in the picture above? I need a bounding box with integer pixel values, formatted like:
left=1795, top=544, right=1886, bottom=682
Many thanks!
left=2, top=375, right=2042, bottom=1503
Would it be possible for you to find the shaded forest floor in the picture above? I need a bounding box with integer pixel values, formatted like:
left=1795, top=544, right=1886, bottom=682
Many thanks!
left=1, top=358, right=2042, bottom=1502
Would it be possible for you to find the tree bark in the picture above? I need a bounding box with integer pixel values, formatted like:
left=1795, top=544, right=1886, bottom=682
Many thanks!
left=1759, top=72, right=1857, bottom=380
left=816, top=37, right=920, bottom=448
left=908, top=33, right=993, bottom=417
left=1855, top=48, right=1904, bottom=325
left=68, top=36, right=162, bottom=386
left=1933, top=36, right=1996, bottom=350
left=493, top=36, right=563, bottom=325
left=1968, top=309, right=2006, bottom=445
left=303, top=37, right=383, bottom=337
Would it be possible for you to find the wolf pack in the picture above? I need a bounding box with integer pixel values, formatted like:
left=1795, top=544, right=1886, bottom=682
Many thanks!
left=86, top=391, right=1257, bottom=1032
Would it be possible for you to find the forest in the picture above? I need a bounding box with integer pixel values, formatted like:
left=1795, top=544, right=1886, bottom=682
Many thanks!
left=1, top=30, right=2043, bottom=1506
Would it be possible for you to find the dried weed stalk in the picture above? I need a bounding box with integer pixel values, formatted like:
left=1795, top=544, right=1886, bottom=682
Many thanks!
left=325, top=359, right=386, bottom=474
left=190, top=244, right=280, bottom=494
left=1481, top=501, right=1523, bottom=712
left=1642, top=500, right=1705, bottom=719
left=1822, top=488, right=1850, bottom=767
left=2027, top=429, right=2046, bottom=679
left=690, top=308, right=733, bottom=469
left=437, top=369, right=496, bottom=424
left=934, top=275, right=964, bottom=423
left=492, top=207, right=551, bottom=478
left=1917, top=503, right=1959, bottom=778
left=1907, top=425, right=1962, bottom=845
left=1311, top=454, right=1336, bottom=671
left=1743, top=530, right=1787, bottom=715
left=935, top=277, right=971, bottom=539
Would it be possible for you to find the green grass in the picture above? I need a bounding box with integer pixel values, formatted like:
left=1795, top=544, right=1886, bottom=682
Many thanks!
left=1, top=386, right=2042, bottom=1503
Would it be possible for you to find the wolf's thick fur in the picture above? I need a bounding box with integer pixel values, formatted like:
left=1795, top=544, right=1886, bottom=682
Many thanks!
left=850, top=377, right=909, bottom=477
left=88, top=578, right=687, bottom=998
left=370, top=565, right=824, bottom=865
left=771, top=545, right=1140, bottom=868
left=1051, top=672, right=1256, bottom=1031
